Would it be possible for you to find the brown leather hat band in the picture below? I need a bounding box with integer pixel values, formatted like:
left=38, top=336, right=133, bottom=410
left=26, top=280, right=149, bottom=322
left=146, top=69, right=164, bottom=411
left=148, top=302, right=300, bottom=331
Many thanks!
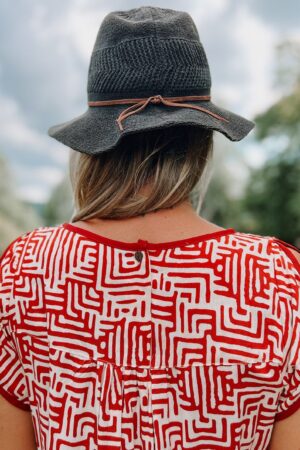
left=88, top=94, right=229, bottom=132
left=88, top=94, right=211, bottom=106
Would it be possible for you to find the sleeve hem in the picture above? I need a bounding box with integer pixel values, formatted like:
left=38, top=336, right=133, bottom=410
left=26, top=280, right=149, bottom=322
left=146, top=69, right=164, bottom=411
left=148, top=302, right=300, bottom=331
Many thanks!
left=274, top=396, right=300, bottom=421
left=0, top=384, right=31, bottom=411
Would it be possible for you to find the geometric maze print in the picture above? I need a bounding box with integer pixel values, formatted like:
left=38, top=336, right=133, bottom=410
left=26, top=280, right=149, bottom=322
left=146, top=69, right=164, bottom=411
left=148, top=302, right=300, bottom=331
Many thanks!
left=0, top=223, right=300, bottom=450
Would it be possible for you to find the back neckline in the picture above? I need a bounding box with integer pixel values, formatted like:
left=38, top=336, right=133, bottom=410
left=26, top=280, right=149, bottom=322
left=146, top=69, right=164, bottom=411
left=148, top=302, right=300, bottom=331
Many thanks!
left=62, top=223, right=236, bottom=250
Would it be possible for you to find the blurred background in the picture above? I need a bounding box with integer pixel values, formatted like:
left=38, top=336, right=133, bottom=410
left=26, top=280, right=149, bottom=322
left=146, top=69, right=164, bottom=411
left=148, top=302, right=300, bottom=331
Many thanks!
left=0, top=0, right=300, bottom=254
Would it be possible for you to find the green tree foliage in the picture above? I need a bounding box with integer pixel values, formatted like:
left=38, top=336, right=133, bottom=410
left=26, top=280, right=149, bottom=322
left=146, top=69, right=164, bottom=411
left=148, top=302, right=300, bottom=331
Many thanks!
left=241, top=152, right=300, bottom=242
left=254, top=82, right=300, bottom=145
left=201, top=133, right=251, bottom=229
left=255, top=39, right=300, bottom=146
left=0, top=154, right=43, bottom=255
left=241, top=39, right=300, bottom=245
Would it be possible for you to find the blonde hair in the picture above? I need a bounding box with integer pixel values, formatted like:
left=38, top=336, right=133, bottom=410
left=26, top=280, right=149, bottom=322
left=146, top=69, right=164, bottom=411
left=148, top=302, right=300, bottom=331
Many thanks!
left=69, top=125, right=214, bottom=221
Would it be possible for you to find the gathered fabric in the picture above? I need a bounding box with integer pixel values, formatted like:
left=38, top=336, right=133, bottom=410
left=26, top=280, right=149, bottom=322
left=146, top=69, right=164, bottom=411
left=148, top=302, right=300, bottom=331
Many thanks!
left=1, top=223, right=300, bottom=449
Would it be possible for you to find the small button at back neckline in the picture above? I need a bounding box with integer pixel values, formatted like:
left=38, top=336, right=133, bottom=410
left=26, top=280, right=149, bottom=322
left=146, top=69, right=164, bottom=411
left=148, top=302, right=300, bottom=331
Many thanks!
left=134, top=250, right=144, bottom=262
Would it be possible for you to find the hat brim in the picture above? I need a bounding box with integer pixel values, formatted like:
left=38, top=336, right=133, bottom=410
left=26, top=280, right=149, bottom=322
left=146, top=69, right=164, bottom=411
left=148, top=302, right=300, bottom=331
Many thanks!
left=48, top=100, right=255, bottom=155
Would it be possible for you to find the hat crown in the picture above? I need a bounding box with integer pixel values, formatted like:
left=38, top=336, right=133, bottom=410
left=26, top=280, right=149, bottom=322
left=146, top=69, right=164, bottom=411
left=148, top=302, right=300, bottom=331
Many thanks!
left=93, top=6, right=200, bottom=49
left=48, top=6, right=255, bottom=151
left=87, top=6, right=211, bottom=101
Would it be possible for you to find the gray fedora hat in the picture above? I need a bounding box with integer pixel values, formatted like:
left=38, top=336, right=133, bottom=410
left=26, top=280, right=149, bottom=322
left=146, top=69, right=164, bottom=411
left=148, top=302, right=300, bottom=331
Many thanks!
left=48, top=6, right=255, bottom=155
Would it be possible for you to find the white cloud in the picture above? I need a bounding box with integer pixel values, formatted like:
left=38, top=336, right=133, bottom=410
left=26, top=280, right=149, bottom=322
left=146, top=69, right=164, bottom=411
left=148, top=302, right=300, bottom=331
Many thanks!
left=0, top=93, right=69, bottom=204
left=191, top=0, right=230, bottom=24
left=0, top=97, right=49, bottom=150
left=61, top=1, right=109, bottom=61
left=13, top=161, right=67, bottom=202
left=241, top=142, right=269, bottom=169
left=229, top=4, right=281, bottom=117
left=0, top=95, right=68, bottom=165
left=27, top=166, right=65, bottom=185
left=17, top=184, right=50, bottom=203
left=0, top=0, right=299, bottom=204
left=29, top=0, right=107, bottom=63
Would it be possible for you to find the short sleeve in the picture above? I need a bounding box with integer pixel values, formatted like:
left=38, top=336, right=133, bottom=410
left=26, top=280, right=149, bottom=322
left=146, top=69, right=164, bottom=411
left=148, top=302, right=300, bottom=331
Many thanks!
left=0, top=236, right=31, bottom=411
left=270, top=236, right=300, bottom=421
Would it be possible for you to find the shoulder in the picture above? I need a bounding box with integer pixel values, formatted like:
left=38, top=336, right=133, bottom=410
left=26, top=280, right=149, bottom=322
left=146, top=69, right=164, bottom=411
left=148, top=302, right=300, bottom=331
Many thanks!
left=0, top=224, right=65, bottom=271
left=289, top=247, right=300, bottom=270
left=267, top=235, right=300, bottom=279
left=229, top=229, right=273, bottom=252
left=232, top=230, right=300, bottom=277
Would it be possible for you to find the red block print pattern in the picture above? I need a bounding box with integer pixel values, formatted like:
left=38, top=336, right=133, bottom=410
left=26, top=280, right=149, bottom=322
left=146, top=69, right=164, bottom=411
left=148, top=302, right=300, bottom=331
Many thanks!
left=1, top=223, right=300, bottom=450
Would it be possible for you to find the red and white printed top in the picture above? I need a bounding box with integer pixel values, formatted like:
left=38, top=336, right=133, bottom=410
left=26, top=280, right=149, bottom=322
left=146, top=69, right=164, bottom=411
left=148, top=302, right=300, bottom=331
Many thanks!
left=1, top=223, right=300, bottom=450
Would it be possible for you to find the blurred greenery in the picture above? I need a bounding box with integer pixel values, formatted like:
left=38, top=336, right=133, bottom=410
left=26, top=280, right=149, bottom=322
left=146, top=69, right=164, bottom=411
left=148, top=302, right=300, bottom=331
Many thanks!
left=240, top=152, right=300, bottom=242
left=1, top=38, right=299, bottom=254
left=234, top=39, right=300, bottom=246
left=0, top=154, right=43, bottom=254
left=42, top=176, right=74, bottom=227
left=202, top=38, right=300, bottom=247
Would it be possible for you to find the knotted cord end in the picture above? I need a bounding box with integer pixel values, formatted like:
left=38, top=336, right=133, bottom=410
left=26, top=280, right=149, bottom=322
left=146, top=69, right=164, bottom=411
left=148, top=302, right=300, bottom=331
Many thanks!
left=99, top=94, right=227, bottom=132
left=116, top=118, right=124, bottom=132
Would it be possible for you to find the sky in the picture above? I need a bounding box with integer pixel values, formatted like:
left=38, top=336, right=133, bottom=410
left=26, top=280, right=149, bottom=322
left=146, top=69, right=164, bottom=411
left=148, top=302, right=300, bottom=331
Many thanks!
left=0, top=0, right=299, bottom=203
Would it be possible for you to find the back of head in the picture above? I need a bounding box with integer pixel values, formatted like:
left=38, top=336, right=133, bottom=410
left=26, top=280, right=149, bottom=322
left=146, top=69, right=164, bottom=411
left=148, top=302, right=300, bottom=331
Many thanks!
left=69, top=125, right=213, bottom=221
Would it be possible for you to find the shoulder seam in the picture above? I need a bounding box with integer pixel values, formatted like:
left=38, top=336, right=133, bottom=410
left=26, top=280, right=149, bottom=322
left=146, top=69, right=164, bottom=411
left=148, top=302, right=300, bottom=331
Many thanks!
left=0, top=227, right=45, bottom=267
left=270, top=236, right=300, bottom=277
left=0, top=234, right=26, bottom=266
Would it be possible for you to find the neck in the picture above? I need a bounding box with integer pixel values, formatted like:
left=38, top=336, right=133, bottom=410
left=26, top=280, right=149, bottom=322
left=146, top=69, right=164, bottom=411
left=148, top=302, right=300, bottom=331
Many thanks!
left=86, top=199, right=217, bottom=231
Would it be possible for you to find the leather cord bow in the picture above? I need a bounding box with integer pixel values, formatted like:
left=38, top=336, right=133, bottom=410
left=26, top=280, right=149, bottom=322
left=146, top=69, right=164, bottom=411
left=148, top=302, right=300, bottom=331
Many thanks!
left=88, top=94, right=230, bottom=131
